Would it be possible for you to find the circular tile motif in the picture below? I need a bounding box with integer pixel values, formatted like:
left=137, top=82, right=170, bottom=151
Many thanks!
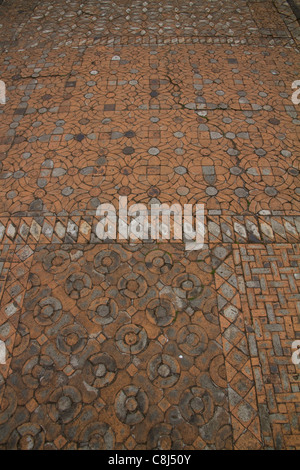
left=173, top=273, right=203, bottom=300
left=145, top=250, right=173, bottom=275
left=115, top=385, right=149, bottom=425
left=179, top=386, right=214, bottom=425
left=117, top=272, right=148, bottom=299
left=94, top=250, right=121, bottom=274
left=147, top=423, right=183, bottom=450
left=209, top=355, right=227, bottom=389
left=79, top=422, right=115, bottom=450
left=116, top=324, right=148, bottom=354
left=87, top=297, right=118, bottom=325
left=0, top=386, right=17, bottom=426
left=56, top=324, right=88, bottom=355
left=147, top=354, right=180, bottom=388
left=146, top=298, right=175, bottom=327
left=48, top=386, right=82, bottom=424
left=177, top=324, right=208, bottom=356
left=7, top=424, right=45, bottom=450
left=43, top=250, right=70, bottom=273
left=22, top=354, right=55, bottom=389
left=33, top=296, right=62, bottom=326
left=85, top=352, right=117, bottom=388
left=65, top=273, right=92, bottom=299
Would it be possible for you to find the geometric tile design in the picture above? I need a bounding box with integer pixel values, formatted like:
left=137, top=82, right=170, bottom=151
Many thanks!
left=214, top=246, right=263, bottom=449
left=0, top=215, right=299, bottom=246
left=0, top=0, right=299, bottom=451
left=0, top=244, right=34, bottom=404
left=0, top=243, right=232, bottom=450
left=237, top=244, right=300, bottom=449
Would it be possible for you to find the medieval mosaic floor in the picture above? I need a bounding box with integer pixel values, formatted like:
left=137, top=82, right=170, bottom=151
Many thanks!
left=0, top=0, right=299, bottom=450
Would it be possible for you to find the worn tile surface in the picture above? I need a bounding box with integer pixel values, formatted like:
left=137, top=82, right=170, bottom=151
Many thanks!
left=0, top=0, right=299, bottom=450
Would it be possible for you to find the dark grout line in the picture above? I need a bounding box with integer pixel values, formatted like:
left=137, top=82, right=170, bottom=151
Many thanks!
left=287, top=0, right=300, bottom=21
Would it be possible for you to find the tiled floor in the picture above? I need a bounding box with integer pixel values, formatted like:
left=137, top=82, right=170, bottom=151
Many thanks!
left=0, top=0, right=299, bottom=450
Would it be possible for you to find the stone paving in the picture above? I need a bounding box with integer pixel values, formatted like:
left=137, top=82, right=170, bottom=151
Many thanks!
left=0, top=0, right=299, bottom=450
